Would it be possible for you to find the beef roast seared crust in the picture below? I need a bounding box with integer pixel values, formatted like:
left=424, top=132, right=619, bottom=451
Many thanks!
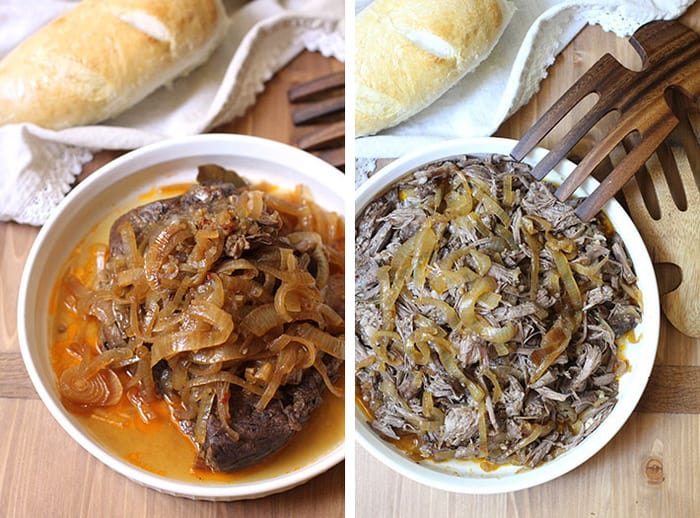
left=199, top=358, right=339, bottom=472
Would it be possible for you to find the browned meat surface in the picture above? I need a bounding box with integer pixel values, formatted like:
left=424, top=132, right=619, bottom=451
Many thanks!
left=109, top=184, right=237, bottom=257
left=176, top=358, right=339, bottom=472
left=96, top=175, right=344, bottom=473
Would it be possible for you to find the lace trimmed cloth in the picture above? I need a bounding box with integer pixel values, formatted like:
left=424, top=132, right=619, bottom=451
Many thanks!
left=0, top=0, right=345, bottom=225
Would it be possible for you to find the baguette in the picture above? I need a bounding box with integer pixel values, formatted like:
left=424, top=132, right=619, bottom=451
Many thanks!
left=355, top=0, right=513, bottom=137
left=0, top=0, right=226, bottom=130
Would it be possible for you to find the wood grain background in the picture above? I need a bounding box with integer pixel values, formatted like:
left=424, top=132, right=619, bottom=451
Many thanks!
left=0, top=51, right=345, bottom=518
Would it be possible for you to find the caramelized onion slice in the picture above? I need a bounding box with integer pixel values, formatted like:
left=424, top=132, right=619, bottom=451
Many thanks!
left=59, top=366, right=123, bottom=407
left=412, top=220, right=437, bottom=289
left=143, top=220, right=191, bottom=290
left=458, top=276, right=497, bottom=325
left=476, top=321, right=516, bottom=346
left=369, top=330, right=403, bottom=367
left=315, top=357, right=343, bottom=398
left=547, top=242, right=582, bottom=309
left=193, top=387, right=216, bottom=445
left=184, top=371, right=264, bottom=396
left=417, top=297, right=459, bottom=328
left=241, top=303, right=286, bottom=336
left=291, top=322, right=344, bottom=360
left=432, top=336, right=484, bottom=401
left=286, top=231, right=330, bottom=289
left=255, top=345, right=300, bottom=410
left=404, top=329, right=434, bottom=365
left=530, top=313, right=579, bottom=383
left=116, top=221, right=142, bottom=268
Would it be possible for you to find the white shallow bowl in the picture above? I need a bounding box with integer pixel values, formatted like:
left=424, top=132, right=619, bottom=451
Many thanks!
left=19, top=134, right=345, bottom=501
left=355, top=137, right=660, bottom=494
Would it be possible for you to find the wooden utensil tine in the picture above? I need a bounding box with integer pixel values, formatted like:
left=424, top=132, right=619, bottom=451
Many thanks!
left=672, top=98, right=700, bottom=177
left=510, top=53, right=626, bottom=168
left=573, top=107, right=678, bottom=221
left=670, top=143, right=700, bottom=206
left=623, top=136, right=700, bottom=337
left=288, top=70, right=345, bottom=170
left=651, top=142, right=688, bottom=211
left=529, top=102, right=617, bottom=180
left=556, top=97, right=676, bottom=201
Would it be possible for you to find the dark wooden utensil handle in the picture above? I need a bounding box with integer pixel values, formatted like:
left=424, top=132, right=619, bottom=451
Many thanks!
left=292, top=96, right=344, bottom=125
left=288, top=71, right=344, bottom=103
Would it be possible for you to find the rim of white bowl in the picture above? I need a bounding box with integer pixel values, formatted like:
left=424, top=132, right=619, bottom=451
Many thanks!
left=18, top=134, right=345, bottom=500
left=354, top=136, right=660, bottom=494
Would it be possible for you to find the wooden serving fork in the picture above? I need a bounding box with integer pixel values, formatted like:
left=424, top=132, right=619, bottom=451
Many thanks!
left=622, top=97, right=700, bottom=338
left=511, top=20, right=700, bottom=222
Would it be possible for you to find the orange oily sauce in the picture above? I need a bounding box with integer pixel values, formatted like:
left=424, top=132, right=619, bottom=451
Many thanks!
left=49, top=182, right=344, bottom=483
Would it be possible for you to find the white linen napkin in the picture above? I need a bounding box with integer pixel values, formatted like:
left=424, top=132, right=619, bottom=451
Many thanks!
left=355, top=0, right=695, bottom=186
left=0, top=0, right=344, bottom=225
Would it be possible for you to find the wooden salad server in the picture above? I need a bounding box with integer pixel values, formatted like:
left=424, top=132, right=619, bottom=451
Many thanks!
left=511, top=20, right=700, bottom=223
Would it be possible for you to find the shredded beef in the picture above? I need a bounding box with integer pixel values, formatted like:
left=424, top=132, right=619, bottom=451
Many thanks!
left=355, top=154, right=642, bottom=468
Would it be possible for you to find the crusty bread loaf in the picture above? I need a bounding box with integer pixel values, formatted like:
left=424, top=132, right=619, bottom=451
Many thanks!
left=356, top=0, right=513, bottom=137
left=0, top=0, right=226, bottom=130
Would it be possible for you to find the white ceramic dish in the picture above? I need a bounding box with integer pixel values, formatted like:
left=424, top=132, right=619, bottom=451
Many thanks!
left=18, top=134, right=345, bottom=501
left=355, top=137, right=660, bottom=494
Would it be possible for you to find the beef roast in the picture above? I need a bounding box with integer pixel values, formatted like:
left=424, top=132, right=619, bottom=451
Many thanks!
left=109, top=183, right=237, bottom=257
left=196, top=358, right=339, bottom=472
left=100, top=174, right=343, bottom=472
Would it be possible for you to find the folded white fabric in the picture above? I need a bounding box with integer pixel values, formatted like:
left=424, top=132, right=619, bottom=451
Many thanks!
left=355, top=0, right=695, bottom=184
left=0, top=0, right=344, bottom=225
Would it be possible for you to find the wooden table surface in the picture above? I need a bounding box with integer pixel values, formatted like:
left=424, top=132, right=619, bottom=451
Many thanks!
left=355, top=6, right=700, bottom=518
left=0, top=51, right=344, bottom=518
